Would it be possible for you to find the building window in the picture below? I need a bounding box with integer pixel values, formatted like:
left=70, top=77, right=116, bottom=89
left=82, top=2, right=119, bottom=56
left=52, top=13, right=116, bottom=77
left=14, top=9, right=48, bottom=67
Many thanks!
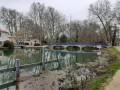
left=0, top=41, right=2, bottom=45
left=0, top=52, right=2, bottom=56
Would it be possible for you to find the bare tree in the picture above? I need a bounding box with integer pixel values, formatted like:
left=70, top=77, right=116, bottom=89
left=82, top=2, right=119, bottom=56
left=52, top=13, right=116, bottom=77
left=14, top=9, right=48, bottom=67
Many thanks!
left=0, top=7, right=22, bottom=35
left=89, top=0, right=113, bottom=43
left=29, top=2, right=45, bottom=45
left=44, top=7, right=66, bottom=43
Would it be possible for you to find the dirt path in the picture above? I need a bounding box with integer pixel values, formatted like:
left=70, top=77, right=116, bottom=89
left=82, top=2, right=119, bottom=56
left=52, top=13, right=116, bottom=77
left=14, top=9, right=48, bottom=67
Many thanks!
left=114, top=46, right=120, bottom=52
left=17, top=70, right=65, bottom=90
left=105, top=46, right=120, bottom=90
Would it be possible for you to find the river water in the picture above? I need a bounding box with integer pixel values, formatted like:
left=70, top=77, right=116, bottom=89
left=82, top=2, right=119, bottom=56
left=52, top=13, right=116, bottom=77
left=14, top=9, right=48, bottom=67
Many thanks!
left=0, top=48, right=101, bottom=90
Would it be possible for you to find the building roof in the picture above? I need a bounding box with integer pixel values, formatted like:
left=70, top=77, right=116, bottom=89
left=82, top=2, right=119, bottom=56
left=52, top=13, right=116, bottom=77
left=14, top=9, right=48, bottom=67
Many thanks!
left=8, top=36, right=16, bottom=38
left=0, top=29, right=8, bottom=33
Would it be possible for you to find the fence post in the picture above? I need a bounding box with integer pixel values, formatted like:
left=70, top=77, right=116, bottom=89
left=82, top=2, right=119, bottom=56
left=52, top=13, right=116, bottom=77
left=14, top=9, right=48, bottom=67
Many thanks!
left=16, top=59, right=20, bottom=80
left=58, top=55, right=61, bottom=69
left=42, top=47, right=45, bottom=70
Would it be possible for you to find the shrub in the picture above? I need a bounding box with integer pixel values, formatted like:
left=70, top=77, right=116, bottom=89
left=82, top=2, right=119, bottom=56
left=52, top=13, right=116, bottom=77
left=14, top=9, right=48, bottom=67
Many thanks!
left=3, top=40, right=14, bottom=49
left=42, top=40, right=47, bottom=44
left=60, top=35, right=67, bottom=42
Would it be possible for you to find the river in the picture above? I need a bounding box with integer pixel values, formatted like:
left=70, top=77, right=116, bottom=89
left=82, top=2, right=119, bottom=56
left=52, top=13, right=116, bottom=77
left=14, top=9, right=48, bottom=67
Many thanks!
left=0, top=48, right=101, bottom=90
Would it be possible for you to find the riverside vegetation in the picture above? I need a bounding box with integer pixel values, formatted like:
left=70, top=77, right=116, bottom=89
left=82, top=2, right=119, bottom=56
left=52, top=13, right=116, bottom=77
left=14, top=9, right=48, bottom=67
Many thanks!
left=89, top=47, right=120, bottom=90
left=0, top=40, right=14, bottom=49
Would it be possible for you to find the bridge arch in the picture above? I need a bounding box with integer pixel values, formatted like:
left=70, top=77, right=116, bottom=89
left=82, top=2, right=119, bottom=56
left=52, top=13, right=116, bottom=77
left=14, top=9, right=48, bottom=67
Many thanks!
left=66, top=46, right=80, bottom=51
left=53, top=46, right=64, bottom=50
left=82, top=46, right=99, bottom=52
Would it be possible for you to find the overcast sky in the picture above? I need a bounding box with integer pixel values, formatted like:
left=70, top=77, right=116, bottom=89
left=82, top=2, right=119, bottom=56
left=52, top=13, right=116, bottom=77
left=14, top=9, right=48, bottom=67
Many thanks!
left=0, top=0, right=116, bottom=21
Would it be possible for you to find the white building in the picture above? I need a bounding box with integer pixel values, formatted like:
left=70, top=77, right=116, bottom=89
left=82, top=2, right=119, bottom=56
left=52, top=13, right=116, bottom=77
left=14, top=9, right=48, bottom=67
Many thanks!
left=0, top=29, right=9, bottom=46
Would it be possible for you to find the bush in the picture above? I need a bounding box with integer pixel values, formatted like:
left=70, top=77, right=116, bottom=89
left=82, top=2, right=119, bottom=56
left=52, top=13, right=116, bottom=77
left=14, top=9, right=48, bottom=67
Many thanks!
left=3, top=40, right=14, bottom=49
left=60, top=35, right=67, bottom=42
left=42, top=40, right=47, bottom=44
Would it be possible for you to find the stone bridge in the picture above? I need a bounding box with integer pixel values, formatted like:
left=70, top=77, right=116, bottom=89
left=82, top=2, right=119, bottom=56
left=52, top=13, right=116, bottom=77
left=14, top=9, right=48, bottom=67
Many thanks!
left=48, top=42, right=109, bottom=51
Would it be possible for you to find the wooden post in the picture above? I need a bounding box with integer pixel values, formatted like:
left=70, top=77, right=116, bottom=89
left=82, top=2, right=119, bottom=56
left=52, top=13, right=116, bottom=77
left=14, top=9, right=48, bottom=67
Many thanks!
left=42, top=47, right=45, bottom=70
left=58, top=55, right=61, bottom=69
left=16, top=59, right=20, bottom=79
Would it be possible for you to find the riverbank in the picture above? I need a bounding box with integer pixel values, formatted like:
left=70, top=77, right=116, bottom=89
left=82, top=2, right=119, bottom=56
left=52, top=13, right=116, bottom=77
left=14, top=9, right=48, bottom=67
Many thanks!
left=90, top=47, right=120, bottom=90
left=105, top=47, right=120, bottom=90
left=24, top=45, right=48, bottom=48
left=0, top=47, right=8, bottom=50
left=0, top=45, right=48, bottom=50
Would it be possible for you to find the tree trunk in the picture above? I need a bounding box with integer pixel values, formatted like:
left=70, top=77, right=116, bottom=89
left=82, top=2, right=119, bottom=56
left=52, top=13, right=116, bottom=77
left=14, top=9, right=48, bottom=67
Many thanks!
left=112, top=24, right=117, bottom=46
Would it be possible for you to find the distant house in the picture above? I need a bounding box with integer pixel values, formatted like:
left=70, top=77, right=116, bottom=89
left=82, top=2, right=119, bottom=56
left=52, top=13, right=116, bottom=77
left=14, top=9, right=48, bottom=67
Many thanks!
left=8, top=29, right=40, bottom=46
left=24, top=39, right=40, bottom=46
left=0, top=29, right=9, bottom=46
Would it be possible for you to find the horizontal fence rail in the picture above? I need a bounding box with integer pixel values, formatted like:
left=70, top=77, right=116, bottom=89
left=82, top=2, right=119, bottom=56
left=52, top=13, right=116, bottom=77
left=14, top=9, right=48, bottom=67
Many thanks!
left=0, top=81, right=17, bottom=89
left=0, top=59, right=64, bottom=74
left=0, top=67, right=16, bottom=73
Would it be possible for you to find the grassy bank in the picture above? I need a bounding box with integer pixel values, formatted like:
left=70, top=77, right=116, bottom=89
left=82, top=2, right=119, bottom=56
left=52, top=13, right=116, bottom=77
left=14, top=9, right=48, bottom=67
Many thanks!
left=109, top=47, right=120, bottom=56
left=90, top=47, right=120, bottom=90
left=0, top=47, right=8, bottom=50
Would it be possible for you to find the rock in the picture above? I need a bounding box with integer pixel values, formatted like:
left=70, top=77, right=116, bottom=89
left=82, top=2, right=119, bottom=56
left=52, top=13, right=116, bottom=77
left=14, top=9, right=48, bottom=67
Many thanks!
left=58, top=77, right=65, bottom=82
left=95, top=69, right=106, bottom=75
left=75, top=63, right=85, bottom=68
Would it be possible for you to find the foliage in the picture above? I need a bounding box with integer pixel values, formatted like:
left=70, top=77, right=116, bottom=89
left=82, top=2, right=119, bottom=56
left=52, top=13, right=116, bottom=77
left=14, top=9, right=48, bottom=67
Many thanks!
left=90, top=75, right=110, bottom=90
left=3, top=40, right=14, bottom=49
left=42, top=40, right=47, bottom=44
left=107, top=62, right=120, bottom=75
left=109, top=47, right=120, bottom=56
left=60, top=35, right=67, bottom=43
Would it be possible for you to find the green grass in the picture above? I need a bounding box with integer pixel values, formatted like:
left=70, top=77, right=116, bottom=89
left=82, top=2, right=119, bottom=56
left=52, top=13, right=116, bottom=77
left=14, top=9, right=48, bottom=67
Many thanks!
left=107, top=62, right=120, bottom=75
left=90, top=75, right=110, bottom=90
left=109, top=47, right=120, bottom=56
left=89, top=47, right=120, bottom=90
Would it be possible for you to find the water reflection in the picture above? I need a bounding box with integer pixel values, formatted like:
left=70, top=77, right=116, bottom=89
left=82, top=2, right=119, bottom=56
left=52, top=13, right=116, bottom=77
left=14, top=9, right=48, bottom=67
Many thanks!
left=0, top=48, right=101, bottom=89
